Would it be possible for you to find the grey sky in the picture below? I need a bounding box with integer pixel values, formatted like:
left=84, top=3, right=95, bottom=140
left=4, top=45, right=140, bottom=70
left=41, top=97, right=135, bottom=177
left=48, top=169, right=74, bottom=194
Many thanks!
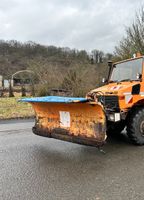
left=0, top=0, right=143, bottom=53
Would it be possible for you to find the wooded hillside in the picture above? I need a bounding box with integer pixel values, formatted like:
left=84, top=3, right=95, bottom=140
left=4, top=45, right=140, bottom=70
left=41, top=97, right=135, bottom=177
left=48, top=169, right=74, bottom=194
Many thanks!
left=0, top=40, right=112, bottom=96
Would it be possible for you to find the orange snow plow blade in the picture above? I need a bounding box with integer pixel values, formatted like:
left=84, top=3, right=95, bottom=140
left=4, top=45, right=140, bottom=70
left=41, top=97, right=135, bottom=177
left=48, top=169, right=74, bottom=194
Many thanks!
left=21, top=96, right=106, bottom=147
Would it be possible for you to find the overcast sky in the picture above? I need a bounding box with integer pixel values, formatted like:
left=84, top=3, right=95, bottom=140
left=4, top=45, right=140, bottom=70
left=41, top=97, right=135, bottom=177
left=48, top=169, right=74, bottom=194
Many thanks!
left=0, top=0, right=143, bottom=53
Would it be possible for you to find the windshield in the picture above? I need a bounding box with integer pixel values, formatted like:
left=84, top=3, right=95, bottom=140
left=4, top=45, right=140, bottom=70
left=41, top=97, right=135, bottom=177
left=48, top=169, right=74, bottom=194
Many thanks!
left=110, top=58, right=143, bottom=82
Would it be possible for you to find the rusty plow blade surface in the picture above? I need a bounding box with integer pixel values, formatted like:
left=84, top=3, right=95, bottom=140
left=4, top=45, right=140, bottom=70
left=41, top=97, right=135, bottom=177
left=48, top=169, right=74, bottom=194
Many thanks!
left=21, top=96, right=106, bottom=147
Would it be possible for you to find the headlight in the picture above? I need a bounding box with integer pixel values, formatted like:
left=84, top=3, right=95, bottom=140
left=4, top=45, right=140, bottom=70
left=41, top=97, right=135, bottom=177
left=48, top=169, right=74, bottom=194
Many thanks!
left=108, top=113, right=120, bottom=122
left=108, top=114, right=115, bottom=121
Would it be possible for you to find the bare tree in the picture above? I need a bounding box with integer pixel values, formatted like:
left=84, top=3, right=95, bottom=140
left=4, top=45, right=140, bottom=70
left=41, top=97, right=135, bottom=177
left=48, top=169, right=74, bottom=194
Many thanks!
left=91, top=50, right=104, bottom=63
left=115, top=7, right=144, bottom=59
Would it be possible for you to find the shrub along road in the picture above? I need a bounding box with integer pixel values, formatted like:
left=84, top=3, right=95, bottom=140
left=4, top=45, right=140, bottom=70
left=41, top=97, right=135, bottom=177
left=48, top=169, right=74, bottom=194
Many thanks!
left=0, top=119, right=144, bottom=200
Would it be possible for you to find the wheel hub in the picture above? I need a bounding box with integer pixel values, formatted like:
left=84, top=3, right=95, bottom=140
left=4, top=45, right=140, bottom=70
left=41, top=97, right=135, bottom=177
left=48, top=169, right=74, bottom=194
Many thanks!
left=140, top=121, right=144, bottom=136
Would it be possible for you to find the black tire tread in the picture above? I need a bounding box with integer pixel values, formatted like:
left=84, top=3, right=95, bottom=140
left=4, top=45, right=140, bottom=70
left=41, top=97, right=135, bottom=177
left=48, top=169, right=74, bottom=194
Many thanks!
left=127, top=107, right=144, bottom=145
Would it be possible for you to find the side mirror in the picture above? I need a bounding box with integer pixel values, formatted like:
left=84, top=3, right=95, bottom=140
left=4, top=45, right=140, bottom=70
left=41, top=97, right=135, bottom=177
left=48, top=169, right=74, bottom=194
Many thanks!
left=136, top=73, right=142, bottom=80
left=108, top=60, right=113, bottom=68
left=102, top=77, right=106, bottom=83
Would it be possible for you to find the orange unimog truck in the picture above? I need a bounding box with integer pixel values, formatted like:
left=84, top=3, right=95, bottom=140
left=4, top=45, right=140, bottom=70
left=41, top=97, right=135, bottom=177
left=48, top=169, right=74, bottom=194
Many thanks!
left=22, top=54, right=144, bottom=146
left=87, top=54, right=144, bottom=145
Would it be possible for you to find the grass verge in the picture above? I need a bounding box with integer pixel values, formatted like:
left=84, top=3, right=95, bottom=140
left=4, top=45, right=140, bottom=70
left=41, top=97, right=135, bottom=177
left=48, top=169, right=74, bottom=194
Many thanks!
left=0, top=97, right=34, bottom=120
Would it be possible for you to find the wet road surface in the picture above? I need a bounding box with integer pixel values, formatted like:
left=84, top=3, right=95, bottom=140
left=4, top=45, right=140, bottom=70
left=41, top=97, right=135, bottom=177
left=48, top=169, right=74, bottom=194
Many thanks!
left=1, top=119, right=144, bottom=200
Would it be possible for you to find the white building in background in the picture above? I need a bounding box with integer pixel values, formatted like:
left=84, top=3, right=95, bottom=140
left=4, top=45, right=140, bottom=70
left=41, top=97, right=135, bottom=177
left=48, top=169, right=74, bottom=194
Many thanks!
left=4, top=79, right=9, bottom=88
left=0, top=75, right=9, bottom=88
left=0, top=74, right=32, bottom=88
left=0, top=75, right=3, bottom=87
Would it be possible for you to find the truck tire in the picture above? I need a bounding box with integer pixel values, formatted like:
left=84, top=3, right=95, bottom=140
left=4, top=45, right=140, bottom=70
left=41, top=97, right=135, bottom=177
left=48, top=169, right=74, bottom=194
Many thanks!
left=107, top=120, right=125, bottom=135
left=127, top=108, right=144, bottom=145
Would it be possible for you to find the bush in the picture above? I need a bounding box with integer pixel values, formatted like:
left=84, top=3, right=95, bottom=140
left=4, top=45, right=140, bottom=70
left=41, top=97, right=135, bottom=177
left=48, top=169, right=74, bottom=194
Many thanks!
left=36, top=84, right=51, bottom=96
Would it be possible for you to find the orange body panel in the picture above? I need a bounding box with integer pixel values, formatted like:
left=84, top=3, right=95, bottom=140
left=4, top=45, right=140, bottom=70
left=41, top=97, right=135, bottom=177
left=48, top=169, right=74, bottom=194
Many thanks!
left=89, top=81, right=144, bottom=111
left=31, top=102, right=106, bottom=146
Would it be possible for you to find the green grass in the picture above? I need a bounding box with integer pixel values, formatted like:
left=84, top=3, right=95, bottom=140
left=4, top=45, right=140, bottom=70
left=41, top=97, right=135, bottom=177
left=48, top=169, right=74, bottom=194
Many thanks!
left=0, top=97, right=34, bottom=120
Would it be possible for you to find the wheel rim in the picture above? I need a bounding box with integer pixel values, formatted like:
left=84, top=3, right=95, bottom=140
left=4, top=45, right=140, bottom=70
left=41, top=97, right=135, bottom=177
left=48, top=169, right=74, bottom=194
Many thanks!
left=140, top=121, right=144, bottom=136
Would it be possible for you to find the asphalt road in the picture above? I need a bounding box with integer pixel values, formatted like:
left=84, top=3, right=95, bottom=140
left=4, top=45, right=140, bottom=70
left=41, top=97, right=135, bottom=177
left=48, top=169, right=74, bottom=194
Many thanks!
left=1, top=120, right=144, bottom=200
